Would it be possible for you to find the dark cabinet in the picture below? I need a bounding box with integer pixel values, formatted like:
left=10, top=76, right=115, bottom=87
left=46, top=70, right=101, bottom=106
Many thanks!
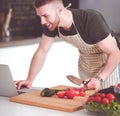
left=0, top=0, right=42, bottom=37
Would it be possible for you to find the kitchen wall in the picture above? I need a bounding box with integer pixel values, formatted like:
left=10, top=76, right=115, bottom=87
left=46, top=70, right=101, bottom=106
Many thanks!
left=80, top=0, right=120, bottom=33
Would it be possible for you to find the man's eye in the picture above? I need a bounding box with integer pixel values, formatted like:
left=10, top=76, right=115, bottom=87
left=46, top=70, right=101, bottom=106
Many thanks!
left=44, top=15, right=48, bottom=18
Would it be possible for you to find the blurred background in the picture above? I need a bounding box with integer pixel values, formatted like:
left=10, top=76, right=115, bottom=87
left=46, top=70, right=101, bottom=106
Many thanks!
left=0, top=0, right=120, bottom=39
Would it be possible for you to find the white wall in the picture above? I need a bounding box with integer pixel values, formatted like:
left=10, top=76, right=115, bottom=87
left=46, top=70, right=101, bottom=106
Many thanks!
left=0, top=41, right=79, bottom=88
left=80, top=0, right=120, bottom=33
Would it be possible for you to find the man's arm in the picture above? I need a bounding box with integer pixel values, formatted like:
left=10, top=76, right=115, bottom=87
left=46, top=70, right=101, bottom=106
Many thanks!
left=87, top=34, right=120, bottom=90
left=97, top=34, right=120, bottom=80
left=16, top=34, right=55, bottom=89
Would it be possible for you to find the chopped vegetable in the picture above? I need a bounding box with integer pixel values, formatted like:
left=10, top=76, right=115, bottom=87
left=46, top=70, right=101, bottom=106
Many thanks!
left=84, top=91, right=120, bottom=116
left=40, top=88, right=61, bottom=97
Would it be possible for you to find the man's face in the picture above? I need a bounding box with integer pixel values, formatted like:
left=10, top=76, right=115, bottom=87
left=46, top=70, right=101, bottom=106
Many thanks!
left=36, top=4, right=60, bottom=31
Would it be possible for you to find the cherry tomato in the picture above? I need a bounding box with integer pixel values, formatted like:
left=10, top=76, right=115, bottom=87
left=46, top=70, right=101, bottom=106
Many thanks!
left=106, top=93, right=115, bottom=101
left=94, top=95, right=102, bottom=103
left=72, top=87, right=79, bottom=91
left=79, top=91, right=86, bottom=97
left=73, top=90, right=80, bottom=96
left=56, top=91, right=65, bottom=98
left=99, top=93, right=106, bottom=98
left=102, top=98, right=110, bottom=105
left=89, top=96, right=95, bottom=101
left=65, top=90, right=75, bottom=99
left=86, top=96, right=95, bottom=104
left=78, top=87, right=85, bottom=92
left=73, top=87, right=85, bottom=92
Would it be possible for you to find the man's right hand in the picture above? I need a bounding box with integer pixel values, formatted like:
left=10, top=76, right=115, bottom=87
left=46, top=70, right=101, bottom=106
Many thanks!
left=14, top=80, right=32, bottom=89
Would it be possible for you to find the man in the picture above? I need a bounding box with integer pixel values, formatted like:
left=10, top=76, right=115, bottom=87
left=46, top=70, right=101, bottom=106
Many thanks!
left=16, top=0, right=120, bottom=90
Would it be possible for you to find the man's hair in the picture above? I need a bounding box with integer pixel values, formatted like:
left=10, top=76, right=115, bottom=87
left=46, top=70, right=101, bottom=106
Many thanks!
left=34, top=0, right=63, bottom=8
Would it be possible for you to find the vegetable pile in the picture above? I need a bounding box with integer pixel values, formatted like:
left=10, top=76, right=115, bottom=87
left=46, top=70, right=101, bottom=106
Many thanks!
left=40, top=87, right=87, bottom=99
left=84, top=86, right=120, bottom=116
left=56, top=87, right=86, bottom=99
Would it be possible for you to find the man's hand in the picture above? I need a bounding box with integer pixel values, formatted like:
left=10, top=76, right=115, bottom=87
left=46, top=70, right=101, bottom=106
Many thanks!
left=14, top=80, right=32, bottom=89
left=86, top=78, right=101, bottom=90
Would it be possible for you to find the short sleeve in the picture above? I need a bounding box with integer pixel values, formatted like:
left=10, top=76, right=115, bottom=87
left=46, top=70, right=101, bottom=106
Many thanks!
left=87, top=13, right=111, bottom=44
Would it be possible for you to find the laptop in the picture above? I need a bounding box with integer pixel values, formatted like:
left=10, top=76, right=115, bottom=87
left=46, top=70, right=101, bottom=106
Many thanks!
left=0, top=64, right=42, bottom=97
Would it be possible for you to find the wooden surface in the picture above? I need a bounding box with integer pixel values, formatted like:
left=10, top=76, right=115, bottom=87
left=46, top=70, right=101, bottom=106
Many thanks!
left=10, top=85, right=96, bottom=112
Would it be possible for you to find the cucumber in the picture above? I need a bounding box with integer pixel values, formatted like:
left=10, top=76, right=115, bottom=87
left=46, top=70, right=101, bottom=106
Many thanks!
left=45, top=89, right=56, bottom=97
left=40, top=88, right=50, bottom=97
left=40, top=88, right=60, bottom=97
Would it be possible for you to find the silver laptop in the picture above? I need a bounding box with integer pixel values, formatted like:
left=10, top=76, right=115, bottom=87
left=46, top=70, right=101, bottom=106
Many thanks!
left=0, top=64, right=42, bottom=97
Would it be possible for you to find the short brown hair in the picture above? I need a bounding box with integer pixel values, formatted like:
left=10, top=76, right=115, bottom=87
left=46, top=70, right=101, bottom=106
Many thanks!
left=34, top=0, right=63, bottom=8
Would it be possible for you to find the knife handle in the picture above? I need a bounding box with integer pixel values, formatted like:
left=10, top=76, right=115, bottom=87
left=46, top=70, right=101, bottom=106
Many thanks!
left=83, top=80, right=90, bottom=86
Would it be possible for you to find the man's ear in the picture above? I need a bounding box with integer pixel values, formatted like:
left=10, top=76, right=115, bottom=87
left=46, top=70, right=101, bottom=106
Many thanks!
left=57, top=6, right=63, bottom=15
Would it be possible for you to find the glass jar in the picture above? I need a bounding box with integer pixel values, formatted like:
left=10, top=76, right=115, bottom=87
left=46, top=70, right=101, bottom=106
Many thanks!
left=114, top=82, right=120, bottom=102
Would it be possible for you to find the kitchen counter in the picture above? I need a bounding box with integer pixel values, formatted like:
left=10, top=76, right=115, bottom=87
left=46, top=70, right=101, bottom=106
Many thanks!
left=0, top=96, right=93, bottom=116
left=0, top=36, right=61, bottom=48
left=0, top=36, right=41, bottom=48
left=0, top=33, right=119, bottom=48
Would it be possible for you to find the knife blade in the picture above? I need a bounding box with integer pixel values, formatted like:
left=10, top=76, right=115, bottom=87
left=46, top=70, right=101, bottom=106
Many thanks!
left=66, top=75, right=90, bottom=86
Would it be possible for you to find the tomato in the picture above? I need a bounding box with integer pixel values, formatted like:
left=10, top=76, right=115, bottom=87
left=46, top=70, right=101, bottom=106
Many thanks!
left=65, top=90, right=75, bottom=99
left=78, top=87, right=85, bottom=92
left=94, top=95, right=102, bottom=103
left=73, top=90, right=80, bottom=96
left=86, top=96, right=95, bottom=104
left=70, top=88, right=79, bottom=96
left=89, top=96, right=95, bottom=101
left=106, top=93, right=115, bottom=101
left=56, top=91, right=65, bottom=98
left=72, top=87, right=79, bottom=91
left=99, top=93, right=106, bottom=98
left=73, top=87, right=85, bottom=92
left=79, top=91, right=86, bottom=97
left=102, top=98, right=110, bottom=105
left=86, top=92, right=115, bottom=105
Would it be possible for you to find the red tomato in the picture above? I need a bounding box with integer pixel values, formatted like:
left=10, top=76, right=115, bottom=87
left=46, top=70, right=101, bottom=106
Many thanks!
left=72, top=87, right=85, bottom=92
left=99, top=93, right=106, bottom=98
left=78, top=87, right=85, bottom=92
left=56, top=91, right=65, bottom=98
left=65, top=90, right=75, bottom=99
left=74, top=90, right=80, bottom=96
left=102, top=98, right=110, bottom=105
left=94, top=95, right=102, bottom=103
left=79, top=91, right=86, bottom=97
left=106, top=93, right=115, bottom=101
left=72, top=87, right=79, bottom=91
left=89, top=96, right=95, bottom=101
left=86, top=96, right=95, bottom=104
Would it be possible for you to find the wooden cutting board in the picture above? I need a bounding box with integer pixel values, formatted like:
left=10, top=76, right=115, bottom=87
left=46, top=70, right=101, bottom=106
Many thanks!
left=10, top=85, right=96, bottom=112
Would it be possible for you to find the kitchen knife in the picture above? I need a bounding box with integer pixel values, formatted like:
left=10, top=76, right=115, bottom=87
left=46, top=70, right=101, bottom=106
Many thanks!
left=66, top=75, right=90, bottom=86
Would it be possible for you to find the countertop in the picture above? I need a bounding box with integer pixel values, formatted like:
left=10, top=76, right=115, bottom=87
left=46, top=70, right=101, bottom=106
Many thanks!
left=0, top=36, right=61, bottom=48
left=0, top=36, right=41, bottom=48
left=0, top=33, right=120, bottom=48
left=0, top=96, right=93, bottom=116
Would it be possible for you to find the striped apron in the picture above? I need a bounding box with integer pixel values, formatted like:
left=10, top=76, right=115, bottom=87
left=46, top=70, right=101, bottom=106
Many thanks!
left=58, top=26, right=120, bottom=89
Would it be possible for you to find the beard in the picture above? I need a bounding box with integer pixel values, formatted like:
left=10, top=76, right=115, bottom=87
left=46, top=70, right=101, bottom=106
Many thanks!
left=42, top=13, right=60, bottom=31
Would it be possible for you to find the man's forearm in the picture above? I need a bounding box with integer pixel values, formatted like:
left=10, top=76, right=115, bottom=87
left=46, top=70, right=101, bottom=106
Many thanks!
left=26, top=50, right=47, bottom=83
left=98, top=52, right=120, bottom=81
